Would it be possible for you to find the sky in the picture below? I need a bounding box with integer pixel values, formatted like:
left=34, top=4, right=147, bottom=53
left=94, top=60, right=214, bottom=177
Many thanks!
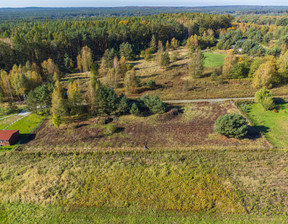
left=1, top=0, right=288, bottom=8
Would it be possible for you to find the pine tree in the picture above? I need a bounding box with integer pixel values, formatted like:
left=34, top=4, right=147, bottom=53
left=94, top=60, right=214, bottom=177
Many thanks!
left=189, top=48, right=204, bottom=79
left=130, top=103, right=140, bottom=116
left=91, top=62, right=99, bottom=78
left=96, top=86, right=118, bottom=115
left=118, top=94, right=129, bottom=114
left=150, top=35, right=157, bottom=53
left=119, top=42, right=134, bottom=60
left=64, top=53, right=73, bottom=71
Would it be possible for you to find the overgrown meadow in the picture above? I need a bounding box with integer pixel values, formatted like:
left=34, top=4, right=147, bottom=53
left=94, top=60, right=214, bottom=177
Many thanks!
left=1, top=149, right=288, bottom=223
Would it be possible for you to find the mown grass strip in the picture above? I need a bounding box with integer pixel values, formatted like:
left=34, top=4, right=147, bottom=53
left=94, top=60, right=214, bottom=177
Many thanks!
left=203, top=53, right=226, bottom=68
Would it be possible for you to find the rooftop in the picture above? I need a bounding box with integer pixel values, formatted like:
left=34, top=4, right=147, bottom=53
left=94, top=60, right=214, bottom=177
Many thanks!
left=0, top=130, right=19, bottom=140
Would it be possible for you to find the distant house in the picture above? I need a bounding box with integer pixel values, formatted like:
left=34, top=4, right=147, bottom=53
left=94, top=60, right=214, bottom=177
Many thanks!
left=0, top=130, right=20, bottom=146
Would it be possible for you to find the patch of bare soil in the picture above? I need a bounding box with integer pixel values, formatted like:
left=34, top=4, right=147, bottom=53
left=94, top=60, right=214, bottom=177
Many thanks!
left=25, top=103, right=270, bottom=150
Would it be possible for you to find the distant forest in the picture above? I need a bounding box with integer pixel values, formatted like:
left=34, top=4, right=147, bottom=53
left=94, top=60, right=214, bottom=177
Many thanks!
left=0, top=13, right=233, bottom=71
left=1, top=6, right=288, bottom=20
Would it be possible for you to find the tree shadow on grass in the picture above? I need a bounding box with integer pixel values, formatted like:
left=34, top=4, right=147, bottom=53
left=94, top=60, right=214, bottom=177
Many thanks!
left=274, top=98, right=287, bottom=110
left=115, top=127, right=125, bottom=133
left=136, top=85, right=163, bottom=94
left=19, top=134, right=36, bottom=144
left=246, top=125, right=269, bottom=139
left=140, top=73, right=159, bottom=79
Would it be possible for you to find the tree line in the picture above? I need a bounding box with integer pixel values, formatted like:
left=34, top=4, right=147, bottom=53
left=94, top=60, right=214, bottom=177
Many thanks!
left=0, top=13, right=232, bottom=72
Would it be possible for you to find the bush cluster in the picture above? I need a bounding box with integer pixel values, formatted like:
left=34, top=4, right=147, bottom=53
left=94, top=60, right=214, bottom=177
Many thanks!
left=214, top=113, right=248, bottom=139
left=254, top=88, right=274, bottom=110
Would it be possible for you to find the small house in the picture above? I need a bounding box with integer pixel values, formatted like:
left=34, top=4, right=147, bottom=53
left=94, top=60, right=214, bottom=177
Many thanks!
left=0, top=130, right=20, bottom=146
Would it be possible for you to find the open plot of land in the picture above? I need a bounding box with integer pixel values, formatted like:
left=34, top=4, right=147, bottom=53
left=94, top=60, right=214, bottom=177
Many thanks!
left=1, top=149, right=288, bottom=223
left=245, top=102, right=288, bottom=148
left=24, top=102, right=270, bottom=151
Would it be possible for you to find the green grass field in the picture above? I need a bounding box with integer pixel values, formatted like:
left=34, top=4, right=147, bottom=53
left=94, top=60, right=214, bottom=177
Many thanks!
left=1, top=149, right=288, bottom=223
left=0, top=115, right=19, bottom=130
left=245, top=102, right=288, bottom=148
left=7, top=114, right=44, bottom=134
left=203, top=52, right=226, bottom=68
left=1, top=203, right=287, bottom=224
left=0, top=114, right=44, bottom=151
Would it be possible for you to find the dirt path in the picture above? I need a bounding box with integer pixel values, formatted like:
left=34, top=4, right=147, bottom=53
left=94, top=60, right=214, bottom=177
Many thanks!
left=164, top=97, right=255, bottom=104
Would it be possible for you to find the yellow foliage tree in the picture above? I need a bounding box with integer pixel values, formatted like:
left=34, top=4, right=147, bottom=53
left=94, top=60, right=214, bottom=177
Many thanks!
left=223, top=50, right=236, bottom=77
left=186, top=35, right=198, bottom=49
left=77, top=46, right=93, bottom=73
left=67, top=81, right=81, bottom=115
left=41, top=58, right=59, bottom=77
left=124, top=68, right=138, bottom=94
left=252, top=58, right=277, bottom=89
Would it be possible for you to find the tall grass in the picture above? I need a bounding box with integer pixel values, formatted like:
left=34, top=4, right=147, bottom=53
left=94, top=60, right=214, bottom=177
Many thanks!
left=0, top=150, right=243, bottom=214
left=1, top=149, right=288, bottom=219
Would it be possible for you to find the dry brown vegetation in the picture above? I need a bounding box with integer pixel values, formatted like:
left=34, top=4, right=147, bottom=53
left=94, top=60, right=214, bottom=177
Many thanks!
left=63, top=47, right=288, bottom=101
left=24, top=102, right=270, bottom=151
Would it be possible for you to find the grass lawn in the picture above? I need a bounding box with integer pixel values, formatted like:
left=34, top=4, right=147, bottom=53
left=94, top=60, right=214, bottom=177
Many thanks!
left=245, top=102, right=288, bottom=148
left=0, top=115, right=20, bottom=130
left=1, top=149, right=288, bottom=222
left=203, top=52, right=226, bottom=68
left=0, top=114, right=44, bottom=151
left=1, top=203, right=287, bottom=224
left=7, top=114, right=44, bottom=134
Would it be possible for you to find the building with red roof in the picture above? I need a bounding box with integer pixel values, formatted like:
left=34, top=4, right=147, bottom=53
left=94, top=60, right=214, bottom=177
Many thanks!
left=0, top=130, right=20, bottom=146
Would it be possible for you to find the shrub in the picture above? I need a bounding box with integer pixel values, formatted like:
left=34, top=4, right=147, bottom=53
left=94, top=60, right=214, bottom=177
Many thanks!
left=159, top=51, right=170, bottom=68
left=140, top=94, right=166, bottom=114
left=262, top=97, right=274, bottom=111
left=255, top=88, right=272, bottom=104
left=255, top=88, right=274, bottom=111
left=130, top=103, right=140, bottom=116
left=52, top=114, right=61, bottom=128
left=104, top=123, right=117, bottom=135
left=214, top=114, right=248, bottom=139
left=147, top=79, right=156, bottom=89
